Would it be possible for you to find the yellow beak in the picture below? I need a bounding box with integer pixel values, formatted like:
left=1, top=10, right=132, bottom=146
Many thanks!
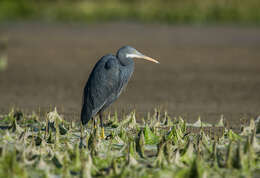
left=141, top=55, right=160, bottom=64
left=126, top=53, right=159, bottom=64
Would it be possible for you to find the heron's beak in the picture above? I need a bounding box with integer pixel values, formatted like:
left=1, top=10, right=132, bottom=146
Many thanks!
left=126, top=53, right=159, bottom=64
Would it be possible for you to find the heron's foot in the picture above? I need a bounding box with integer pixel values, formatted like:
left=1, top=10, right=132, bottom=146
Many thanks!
left=100, top=127, right=105, bottom=139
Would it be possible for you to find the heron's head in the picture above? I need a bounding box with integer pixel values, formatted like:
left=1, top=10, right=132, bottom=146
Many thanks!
left=116, top=46, right=159, bottom=64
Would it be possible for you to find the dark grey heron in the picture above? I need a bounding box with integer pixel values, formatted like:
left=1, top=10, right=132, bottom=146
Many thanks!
left=81, top=46, right=159, bottom=138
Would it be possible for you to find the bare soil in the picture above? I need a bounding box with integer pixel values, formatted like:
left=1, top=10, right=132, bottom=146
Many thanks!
left=0, top=22, right=260, bottom=125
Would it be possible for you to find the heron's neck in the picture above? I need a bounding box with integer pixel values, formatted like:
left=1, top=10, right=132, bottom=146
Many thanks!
left=117, top=56, right=134, bottom=66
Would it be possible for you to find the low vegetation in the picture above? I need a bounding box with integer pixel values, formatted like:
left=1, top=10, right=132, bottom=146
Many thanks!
left=0, top=0, right=260, bottom=24
left=0, top=37, right=7, bottom=71
left=0, top=108, right=259, bottom=177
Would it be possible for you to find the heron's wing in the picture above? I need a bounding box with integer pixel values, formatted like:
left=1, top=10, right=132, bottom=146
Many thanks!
left=117, top=66, right=133, bottom=97
left=81, top=55, right=120, bottom=123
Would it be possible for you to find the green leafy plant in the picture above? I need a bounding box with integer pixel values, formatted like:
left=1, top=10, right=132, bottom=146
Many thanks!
left=0, top=108, right=259, bottom=177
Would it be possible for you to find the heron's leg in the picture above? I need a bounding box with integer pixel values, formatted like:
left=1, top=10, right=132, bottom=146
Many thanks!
left=99, top=112, right=105, bottom=139
left=93, top=117, right=97, bottom=129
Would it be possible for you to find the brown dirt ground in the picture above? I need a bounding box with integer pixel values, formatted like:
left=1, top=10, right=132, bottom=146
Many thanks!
left=0, top=22, right=260, bottom=126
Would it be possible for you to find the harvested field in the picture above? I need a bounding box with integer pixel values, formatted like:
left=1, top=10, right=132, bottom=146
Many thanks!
left=0, top=23, right=260, bottom=126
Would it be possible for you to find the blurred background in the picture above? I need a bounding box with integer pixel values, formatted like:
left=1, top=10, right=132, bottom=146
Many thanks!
left=0, top=0, right=260, bottom=124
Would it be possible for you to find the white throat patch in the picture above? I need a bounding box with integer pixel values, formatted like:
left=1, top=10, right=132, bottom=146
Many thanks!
left=126, top=54, right=141, bottom=58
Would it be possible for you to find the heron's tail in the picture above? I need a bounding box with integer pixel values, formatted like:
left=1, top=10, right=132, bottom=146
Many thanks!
left=81, top=104, right=91, bottom=125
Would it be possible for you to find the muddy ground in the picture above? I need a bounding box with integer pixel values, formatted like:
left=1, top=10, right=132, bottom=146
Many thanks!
left=0, top=22, right=260, bottom=125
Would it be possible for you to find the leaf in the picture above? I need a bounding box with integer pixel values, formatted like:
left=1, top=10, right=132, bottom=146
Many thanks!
left=216, top=115, right=225, bottom=127
left=136, top=130, right=145, bottom=158
left=143, top=125, right=159, bottom=145
left=166, top=125, right=184, bottom=144
left=227, top=129, right=241, bottom=141
left=52, top=154, right=63, bottom=169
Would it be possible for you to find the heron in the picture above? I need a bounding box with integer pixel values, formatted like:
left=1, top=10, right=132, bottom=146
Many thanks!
left=81, top=46, right=159, bottom=138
